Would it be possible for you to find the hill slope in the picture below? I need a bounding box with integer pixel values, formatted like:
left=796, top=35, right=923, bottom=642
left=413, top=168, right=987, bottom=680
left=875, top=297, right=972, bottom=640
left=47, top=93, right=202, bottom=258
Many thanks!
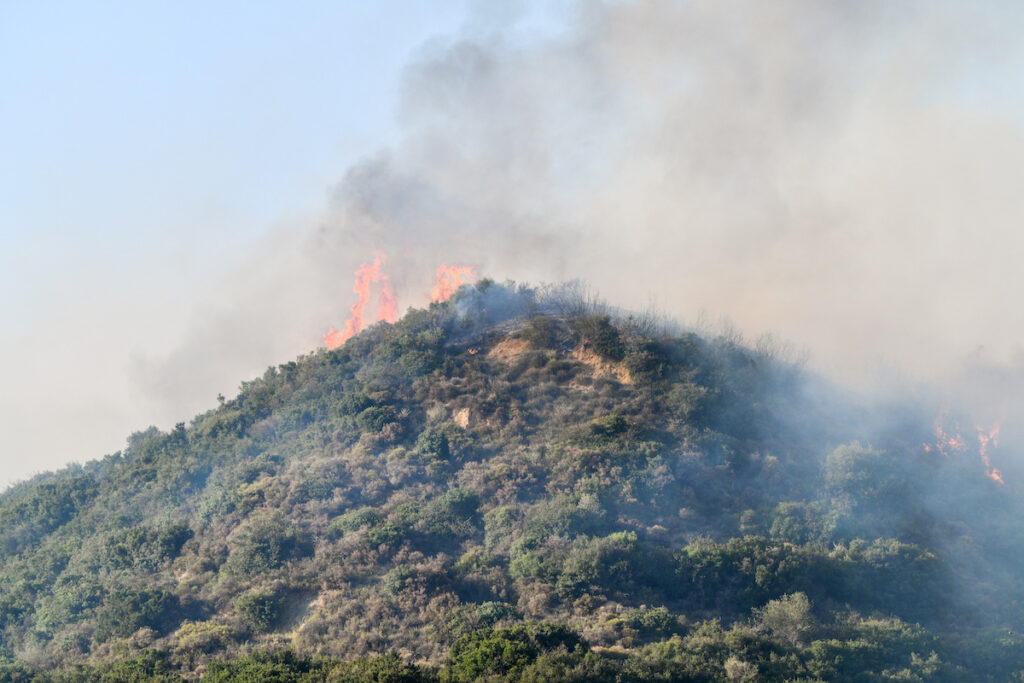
left=1, top=281, right=1022, bottom=681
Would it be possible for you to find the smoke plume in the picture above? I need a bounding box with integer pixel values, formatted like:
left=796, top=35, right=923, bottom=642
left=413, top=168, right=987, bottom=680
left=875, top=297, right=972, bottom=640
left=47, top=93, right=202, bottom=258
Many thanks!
left=9, top=0, right=1024, bottom=485
left=311, top=1, right=1024, bottom=385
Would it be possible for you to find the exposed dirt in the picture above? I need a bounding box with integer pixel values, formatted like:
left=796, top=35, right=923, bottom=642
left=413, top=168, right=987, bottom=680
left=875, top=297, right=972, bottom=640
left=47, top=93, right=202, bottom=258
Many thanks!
left=572, top=345, right=632, bottom=384
left=485, top=336, right=630, bottom=385
left=486, top=337, right=532, bottom=363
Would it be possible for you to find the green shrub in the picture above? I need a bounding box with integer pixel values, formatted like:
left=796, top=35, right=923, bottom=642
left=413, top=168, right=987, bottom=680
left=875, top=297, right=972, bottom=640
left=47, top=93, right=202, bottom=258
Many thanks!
left=752, top=592, right=815, bottom=647
left=415, top=427, right=451, bottom=461
left=589, top=414, right=629, bottom=439
left=616, top=606, right=681, bottom=640
left=443, top=623, right=587, bottom=682
left=417, top=488, right=481, bottom=539
left=484, top=506, right=518, bottom=548
left=570, top=314, right=624, bottom=361
left=226, top=512, right=310, bottom=576
left=556, top=531, right=641, bottom=598
left=382, top=565, right=416, bottom=596
left=325, top=507, right=380, bottom=540
left=203, top=650, right=327, bottom=682
left=235, top=589, right=284, bottom=633
left=33, top=574, right=104, bottom=633
left=356, top=406, right=397, bottom=433
left=521, top=316, right=558, bottom=349
left=100, top=521, right=192, bottom=572
left=366, top=521, right=406, bottom=548
left=176, top=619, right=235, bottom=654
left=623, top=338, right=669, bottom=383
left=326, top=651, right=433, bottom=682
left=94, top=587, right=180, bottom=641
left=98, top=650, right=178, bottom=682
left=292, top=476, right=338, bottom=503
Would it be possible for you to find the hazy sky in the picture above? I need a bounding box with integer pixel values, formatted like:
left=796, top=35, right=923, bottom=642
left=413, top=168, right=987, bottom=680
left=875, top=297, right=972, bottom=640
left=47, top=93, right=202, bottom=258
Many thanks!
left=0, top=1, right=574, bottom=485
left=0, top=1, right=477, bottom=483
left=4, top=1, right=1024, bottom=486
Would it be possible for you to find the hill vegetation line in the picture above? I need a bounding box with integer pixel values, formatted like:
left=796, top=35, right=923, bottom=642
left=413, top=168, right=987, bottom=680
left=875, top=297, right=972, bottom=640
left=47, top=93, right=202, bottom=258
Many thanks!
left=1, top=281, right=1021, bottom=681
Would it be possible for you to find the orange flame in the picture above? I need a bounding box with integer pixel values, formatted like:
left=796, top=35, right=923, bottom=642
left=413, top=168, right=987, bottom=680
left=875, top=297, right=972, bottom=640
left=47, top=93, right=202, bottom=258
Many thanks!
left=323, top=326, right=347, bottom=349
left=977, top=424, right=1000, bottom=456
left=925, top=411, right=1005, bottom=484
left=468, top=348, right=479, bottom=355
left=929, top=410, right=967, bottom=457
left=977, top=424, right=1004, bottom=484
left=430, top=264, right=477, bottom=303
left=378, top=281, right=398, bottom=323
left=324, top=252, right=396, bottom=349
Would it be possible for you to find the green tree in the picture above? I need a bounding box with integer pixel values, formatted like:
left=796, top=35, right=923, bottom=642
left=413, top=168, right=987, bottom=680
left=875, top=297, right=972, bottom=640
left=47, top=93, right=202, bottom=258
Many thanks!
left=226, top=512, right=310, bottom=576
left=94, top=587, right=180, bottom=641
left=235, top=589, right=284, bottom=633
left=443, top=623, right=587, bottom=682
left=752, top=592, right=815, bottom=647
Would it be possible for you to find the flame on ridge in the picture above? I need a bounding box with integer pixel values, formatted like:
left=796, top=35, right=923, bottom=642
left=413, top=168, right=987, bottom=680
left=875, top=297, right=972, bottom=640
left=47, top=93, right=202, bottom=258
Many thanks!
left=323, top=256, right=479, bottom=350
left=378, top=281, right=398, bottom=324
left=431, top=264, right=477, bottom=303
left=323, top=252, right=395, bottom=350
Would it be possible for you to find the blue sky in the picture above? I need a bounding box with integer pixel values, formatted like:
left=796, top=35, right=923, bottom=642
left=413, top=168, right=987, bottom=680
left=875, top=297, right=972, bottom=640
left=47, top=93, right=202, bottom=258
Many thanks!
left=1, top=2, right=463, bottom=303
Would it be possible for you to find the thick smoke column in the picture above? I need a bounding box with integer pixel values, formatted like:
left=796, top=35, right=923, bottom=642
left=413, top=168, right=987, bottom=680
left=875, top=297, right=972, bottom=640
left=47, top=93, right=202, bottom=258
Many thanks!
left=315, top=1, right=1024, bottom=386
left=128, top=0, right=1024, bottom=480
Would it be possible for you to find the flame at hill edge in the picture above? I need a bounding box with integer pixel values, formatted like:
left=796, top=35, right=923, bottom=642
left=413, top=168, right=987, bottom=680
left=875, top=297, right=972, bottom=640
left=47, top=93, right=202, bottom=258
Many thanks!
left=324, top=252, right=393, bottom=350
left=431, top=264, right=477, bottom=303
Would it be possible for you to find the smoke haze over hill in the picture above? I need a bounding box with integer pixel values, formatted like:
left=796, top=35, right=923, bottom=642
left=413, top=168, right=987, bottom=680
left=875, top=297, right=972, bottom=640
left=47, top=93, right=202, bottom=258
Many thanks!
left=4, top=0, right=1024, bottom=484
left=320, top=1, right=1024, bottom=382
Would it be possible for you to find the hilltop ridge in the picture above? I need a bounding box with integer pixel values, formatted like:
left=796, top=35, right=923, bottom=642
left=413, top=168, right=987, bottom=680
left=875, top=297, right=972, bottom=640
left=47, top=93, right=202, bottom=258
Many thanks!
left=1, top=281, right=1022, bottom=681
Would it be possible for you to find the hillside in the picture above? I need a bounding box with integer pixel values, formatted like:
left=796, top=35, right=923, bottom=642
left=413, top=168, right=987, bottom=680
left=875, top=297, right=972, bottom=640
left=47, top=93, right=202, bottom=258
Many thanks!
left=1, top=281, right=1022, bottom=681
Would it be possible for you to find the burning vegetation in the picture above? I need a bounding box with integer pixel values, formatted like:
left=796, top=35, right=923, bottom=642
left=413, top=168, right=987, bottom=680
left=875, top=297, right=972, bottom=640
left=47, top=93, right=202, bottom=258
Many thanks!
left=324, top=254, right=477, bottom=350
left=323, top=252, right=397, bottom=350
left=925, top=410, right=1005, bottom=484
left=430, top=264, right=477, bottom=304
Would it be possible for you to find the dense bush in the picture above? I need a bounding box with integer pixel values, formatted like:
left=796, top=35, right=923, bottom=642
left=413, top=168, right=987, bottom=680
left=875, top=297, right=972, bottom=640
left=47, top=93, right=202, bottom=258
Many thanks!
left=100, top=521, right=192, bottom=572
left=226, top=512, right=310, bottom=576
left=234, top=588, right=284, bottom=633
left=94, top=587, right=180, bottom=641
left=569, top=314, right=625, bottom=361
left=443, top=623, right=587, bottom=682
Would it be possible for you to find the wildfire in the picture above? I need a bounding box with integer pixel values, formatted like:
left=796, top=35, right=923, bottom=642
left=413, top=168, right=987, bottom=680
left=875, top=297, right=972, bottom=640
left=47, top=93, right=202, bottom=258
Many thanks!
left=323, top=255, right=480, bottom=349
left=924, top=410, right=1005, bottom=484
left=323, top=252, right=397, bottom=350
left=378, top=280, right=398, bottom=324
left=978, top=424, right=1004, bottom=484
left=928, top=410, right=968, bottom=456
left=431, top=264, right=477, bottom=303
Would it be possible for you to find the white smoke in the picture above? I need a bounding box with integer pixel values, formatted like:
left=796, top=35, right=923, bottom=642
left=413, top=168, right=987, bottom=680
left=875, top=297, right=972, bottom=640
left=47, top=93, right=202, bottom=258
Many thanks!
left=7, top=0, right=1024, bottom=485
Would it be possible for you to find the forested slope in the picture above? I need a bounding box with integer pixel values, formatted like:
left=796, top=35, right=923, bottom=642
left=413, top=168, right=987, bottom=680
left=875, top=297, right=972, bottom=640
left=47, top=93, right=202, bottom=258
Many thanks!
left=1, top=281, right=1022, bottom=681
